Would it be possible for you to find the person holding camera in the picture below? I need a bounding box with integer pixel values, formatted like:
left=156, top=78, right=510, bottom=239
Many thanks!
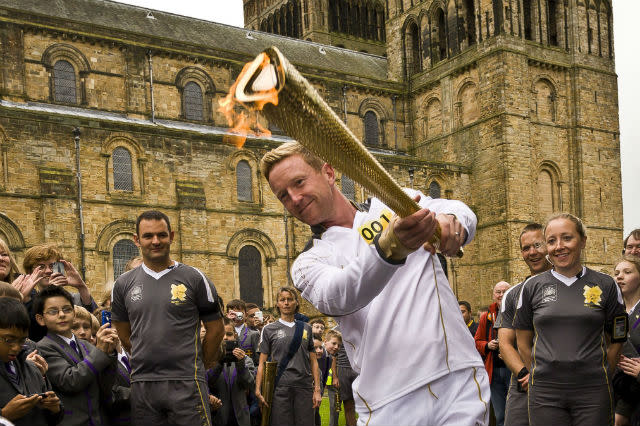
left=16, top=244, right=97, bottom=342
left=207, top=317, right=256, bottom=426
left=474, top=280, right=510, bottom=426
left=226, top=300, right=260, bottom=367
left=255, top=287, right=321, bottom=426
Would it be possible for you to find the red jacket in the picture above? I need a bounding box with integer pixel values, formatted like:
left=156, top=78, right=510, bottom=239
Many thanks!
left=474, top=302, right=500, bottom=383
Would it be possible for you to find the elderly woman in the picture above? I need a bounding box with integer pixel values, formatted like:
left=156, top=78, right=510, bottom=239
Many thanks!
left=515, top=213, right=627, bottom=426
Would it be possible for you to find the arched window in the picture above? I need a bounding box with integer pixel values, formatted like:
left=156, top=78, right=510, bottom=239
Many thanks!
left=404, top=22, right=421, bottom=76
left=113, top=239, right=139, bottom=280
left=236, top=160, right=253, bottom=202
left=429, top=181, right=441, bottom=198
left=342, top=175, right=355, bottom=200
left=112, top=147, right=133, bottom=191
left=53, top=60, right=77, bottom=104
left=363, top=111, right=379, bottom=146
left=523, top=0, right=534, bottom=40
left=537, top=170, right=554, bottom=217
left=183, top=82, right=204, bottom=121
left=493, top=0, right=503, bottom=36
left=238, top=245, right=263, bottom=306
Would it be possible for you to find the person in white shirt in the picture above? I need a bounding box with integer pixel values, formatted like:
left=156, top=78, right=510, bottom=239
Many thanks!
left=260, top=142, right=489, bottom=426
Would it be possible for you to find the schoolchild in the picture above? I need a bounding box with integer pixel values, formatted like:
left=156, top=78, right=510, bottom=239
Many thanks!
left=255, top=287, right=322, bottom=426
left=208, top=318, right=255, bottom=426
left=226, top=300, right=260, bottom=367
left=35, top=286, right=118, bottom=426
left=613, top=255, right=640, bottom=426
left=71, top=306, right=93, bottom=342
left=312, top=335, right=326, bottom=426
left=323, top=330, right=341, bottom=426
left=0, top=298, right=62, bottom=426
left=309, top=319, right=325, bottom=338
left=245, top=303, right=263, bottom=332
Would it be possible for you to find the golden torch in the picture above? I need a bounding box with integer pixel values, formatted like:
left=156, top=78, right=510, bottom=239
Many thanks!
left=260, top=361, right=278, bottom=426
left=222, top=46, right=461, bottom=257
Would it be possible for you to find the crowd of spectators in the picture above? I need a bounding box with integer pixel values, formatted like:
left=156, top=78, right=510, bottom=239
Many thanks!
left=0, top=216, right=638, bottom=426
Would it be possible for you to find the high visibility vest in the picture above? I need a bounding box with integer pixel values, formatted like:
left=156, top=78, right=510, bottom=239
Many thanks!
left=326, top=368, right=333, bottom=386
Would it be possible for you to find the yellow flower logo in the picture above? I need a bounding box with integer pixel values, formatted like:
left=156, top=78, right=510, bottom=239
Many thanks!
left=171, top=284, right=187, bottom=302
left=583, top=285, right=602, bottom=306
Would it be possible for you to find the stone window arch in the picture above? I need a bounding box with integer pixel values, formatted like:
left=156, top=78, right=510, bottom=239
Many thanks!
left=227, top=229, right=278, bottom=308
left=112, top=147, right=134, bottom=191
left=175, top=67, right=216, bottom=122
left=363, top=111, right=380, bottom=146
left=101, top=134, right=146, bottom=196
left=429, top=180, right=442, bottom=199
left=183, top=81, right=204, bottom=121
left=238, top=245, right=263, bottom=306
left=403, top=18, right=421, bottom=76
left=53, top=60, right=77, bottom=104
left=532, top=78, right=557, bottom=122
left=537, top=162, right=562, bottom=219
left=359, top=98, right=387, bottom=147
left=431, top=6, right=448, bottom=63
left=236, top=160, right=253, bottom=202
left=112, top=239, right=139, bottom=280
left=341, top=174, right=356, bottom=200
left=456, top=81, right=480, bottom=127
left=0, top=213, right=26, bottom=256
left=423, top=96, right=442, bottom=140
left=42, top=44, right=90, bottom=105
left=226, top=150, right=262, bottom=206
left=95, top=220, right=137, bottom=285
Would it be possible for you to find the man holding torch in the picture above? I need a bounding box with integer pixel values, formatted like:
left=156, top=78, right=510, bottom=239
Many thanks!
left=261, top=142, right=488, bottom=426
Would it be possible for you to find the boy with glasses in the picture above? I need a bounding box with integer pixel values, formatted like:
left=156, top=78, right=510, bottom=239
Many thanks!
left=35, top=286, right=118, bottom=426
left=0, top=297, right=62, bottom=425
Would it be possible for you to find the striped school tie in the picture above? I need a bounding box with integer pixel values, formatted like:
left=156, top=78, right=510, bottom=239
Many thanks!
left=4, top=362, right=19, bottom=386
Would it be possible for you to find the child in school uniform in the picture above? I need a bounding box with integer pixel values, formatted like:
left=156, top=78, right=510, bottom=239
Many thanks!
left=324, top=330, right=342, bottom=426
left=0, top=297, right=63, bottom=426
left=208, top=318, right=255, bottom=426
left=34, top=286, right=118, bottom=426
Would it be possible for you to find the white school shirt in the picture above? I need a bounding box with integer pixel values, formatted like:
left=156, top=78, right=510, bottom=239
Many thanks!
left=292, top=189, right=484, bottom=411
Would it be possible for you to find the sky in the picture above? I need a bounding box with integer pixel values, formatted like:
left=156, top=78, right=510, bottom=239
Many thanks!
left=112, top=0, right=639, bottom=236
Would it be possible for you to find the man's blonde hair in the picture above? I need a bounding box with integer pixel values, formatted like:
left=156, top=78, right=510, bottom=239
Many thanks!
left=260, top=142, right=324, bottom=181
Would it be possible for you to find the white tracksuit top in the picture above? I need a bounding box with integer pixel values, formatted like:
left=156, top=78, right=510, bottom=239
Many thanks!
left=292, top=189, right=484, bottom=411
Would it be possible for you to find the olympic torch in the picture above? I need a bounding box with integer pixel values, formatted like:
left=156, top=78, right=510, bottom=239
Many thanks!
left=224, top=46, right=462, bottom=257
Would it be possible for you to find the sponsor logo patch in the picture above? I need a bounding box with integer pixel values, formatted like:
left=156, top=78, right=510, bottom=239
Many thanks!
left=542, top=283, right=557, bottom=303
left=130, top=285, right=143, bottom=302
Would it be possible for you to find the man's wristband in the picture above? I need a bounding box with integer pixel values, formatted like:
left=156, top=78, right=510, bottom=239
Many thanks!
left=516, top=367, right=529, bottom=380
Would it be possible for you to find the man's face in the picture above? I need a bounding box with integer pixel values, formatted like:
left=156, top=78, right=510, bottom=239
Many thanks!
left=625, top=234, right=640, bottom=257
left=493, top=282, right=510, bottom=305
left=134, top=219, right=174, bottom=264
left=312, top=322, right=325, bottom=336
left=0, top=327, right=28, bottom=363
left=520, top=230, right=550, bottom=274
left=72, top=318, right=92, bottom=341
left=324, top=337, right=340, bottom=356
left=36, top=296, right=75, bottom=338
left=268, top=155, right=337, bottom=226
left=459, top=305, right=471, bottom=323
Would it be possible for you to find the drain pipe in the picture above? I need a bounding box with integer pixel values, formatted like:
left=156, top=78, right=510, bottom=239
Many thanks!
left=73, top=127, right=86, bottom=281
left=148, top=50, right=156, bottom=123
left=392, top=95, right=398, bottom=151
left=284, top=208, right=292, bottom=284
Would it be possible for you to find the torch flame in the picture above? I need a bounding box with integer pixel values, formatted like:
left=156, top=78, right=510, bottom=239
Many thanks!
left=218, top=52, right=280, bottom=149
